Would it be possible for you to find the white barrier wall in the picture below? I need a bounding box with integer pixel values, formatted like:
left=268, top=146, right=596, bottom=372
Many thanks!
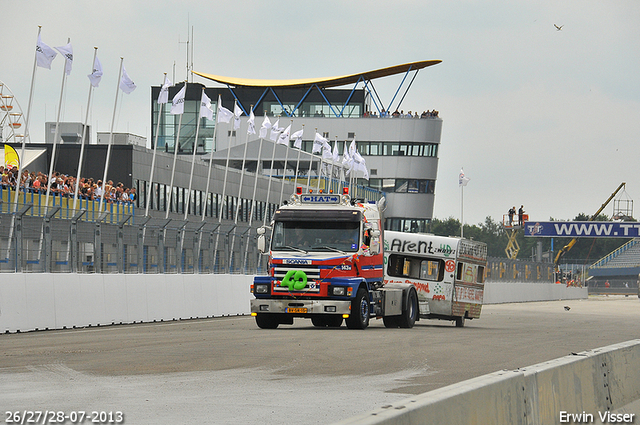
left=484, top=282, right=588, bottom=304
left=0, top=273, right=252, bottom=333
left=335, top=339, right=640, bottom=425
left=1, top=276, right=587, bottom=333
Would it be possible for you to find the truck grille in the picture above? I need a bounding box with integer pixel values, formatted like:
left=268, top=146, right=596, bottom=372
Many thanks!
left=273, top=264, right=321, bottom=293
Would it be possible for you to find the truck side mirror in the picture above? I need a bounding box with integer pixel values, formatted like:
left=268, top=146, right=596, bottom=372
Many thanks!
left=257, top=235, right=266, bottom=253
left=369, top=229, right=381, bottom=255
left=257, top=227, right=266, bottom=253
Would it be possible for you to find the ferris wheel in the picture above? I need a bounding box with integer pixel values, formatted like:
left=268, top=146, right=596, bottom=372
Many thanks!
left=0, top=80, right=28, bottom=147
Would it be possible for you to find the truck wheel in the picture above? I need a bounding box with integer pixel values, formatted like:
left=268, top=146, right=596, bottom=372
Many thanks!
left=255, top=314, right=279, bottom=329
left=398, top=289, right=418, bottom=328
left=455, top=315, right=465, bottom=328
left=346, top=288, right=370, bottom=329
left=383, top=316, right=399, bottom=328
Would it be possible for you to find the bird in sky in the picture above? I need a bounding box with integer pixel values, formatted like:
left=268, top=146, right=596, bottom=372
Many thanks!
left=554, top=24, right=564, bottom=31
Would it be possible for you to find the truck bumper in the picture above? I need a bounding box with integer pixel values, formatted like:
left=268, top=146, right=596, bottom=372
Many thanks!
left=250, top=299, right=352, bottom=315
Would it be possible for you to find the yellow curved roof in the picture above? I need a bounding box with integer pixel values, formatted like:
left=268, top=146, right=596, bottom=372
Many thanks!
left=192, top=60, right=441, bottom=89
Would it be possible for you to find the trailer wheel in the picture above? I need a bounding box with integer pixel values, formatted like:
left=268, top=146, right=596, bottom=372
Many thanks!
left=455, top=315, right=465, bottom=328
left=346, top=288, right=370, bottom=329
left=398, top=289, right=418, bottom=328
left=255, top=314, right=279, bottom=329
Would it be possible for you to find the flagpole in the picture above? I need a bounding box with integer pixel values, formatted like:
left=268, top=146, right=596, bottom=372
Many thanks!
left=340, top=140, right=347, bottom=194
left=23, top=25, right=42, bottom=147
left=244, top=118, right=265, bottom=271
left=293, top=124, right=304, bottom=189
left=165, top=82, right=186, bottom=219
left=184, top=87, right=205, bottom=221
left=213, top=98, right=235, bottom=269
left=329, top=137, right=337, bottom=193
left=316, top=150, right=323, bottom=193
left=146, top=73, right=168, bottom=217
left=99, top=57, right=124, bottom=213
left=229, top=105, right=253, bottom=268
left=460, top=184, right=464, bottom=238
left=306, top=127, right=317, bottom=189
left=201, top=104, right=220, bottom=222
left=278, top=120, right=293, bottom=205
left=12, top=26, right=41, bottom=216
left=263, top=128, right=279, bottom=226
left=72, top=47, right=98, bottom=212
left=45, top=38, right=71, bottom=213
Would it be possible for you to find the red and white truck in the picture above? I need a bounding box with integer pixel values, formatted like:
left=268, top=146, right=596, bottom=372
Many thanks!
left=251, top=188, right=418, bottom=329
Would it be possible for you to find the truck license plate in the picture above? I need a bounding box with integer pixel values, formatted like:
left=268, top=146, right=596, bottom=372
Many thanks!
left=286, top=307, right=308, bottom=314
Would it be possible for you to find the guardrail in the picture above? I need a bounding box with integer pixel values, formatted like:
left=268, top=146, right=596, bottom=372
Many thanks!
left=334, top=339, right=640, bottom=425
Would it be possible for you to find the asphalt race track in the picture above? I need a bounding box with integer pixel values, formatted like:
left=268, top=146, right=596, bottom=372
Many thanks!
left=2, top=295, right=639, bottom=424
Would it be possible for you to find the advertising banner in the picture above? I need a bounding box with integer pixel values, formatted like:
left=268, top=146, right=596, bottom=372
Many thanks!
left=524, top=221, right=640, bottom=238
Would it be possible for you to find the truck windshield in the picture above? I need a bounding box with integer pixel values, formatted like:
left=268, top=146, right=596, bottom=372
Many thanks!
left=272, top=221, right=360, bottom=253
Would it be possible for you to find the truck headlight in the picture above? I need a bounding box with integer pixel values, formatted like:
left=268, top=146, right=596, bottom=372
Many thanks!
left=254, top=284, right=270, bottom=294
left=332, top=286, right=346, bottom=296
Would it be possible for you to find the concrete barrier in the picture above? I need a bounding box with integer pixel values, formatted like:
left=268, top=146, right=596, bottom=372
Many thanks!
left=0, top=273, right=252, bottom=333
left=334, top=339, right=640, bottom=425
left=1, top=276, right=588, bottom=333
left=484, top=282, right=588, bottom=304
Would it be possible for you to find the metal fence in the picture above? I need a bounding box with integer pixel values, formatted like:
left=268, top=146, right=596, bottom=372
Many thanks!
left=486, top=257, right=555, bottom=283
left=0, top=204, right=269, bottom=275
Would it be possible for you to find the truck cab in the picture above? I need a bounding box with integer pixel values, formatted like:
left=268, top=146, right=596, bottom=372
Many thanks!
left=251, top=188, right=417, bottom=329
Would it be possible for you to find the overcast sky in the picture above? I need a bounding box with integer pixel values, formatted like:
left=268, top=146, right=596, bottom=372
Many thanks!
left=2, top=0, right=639, bottom=226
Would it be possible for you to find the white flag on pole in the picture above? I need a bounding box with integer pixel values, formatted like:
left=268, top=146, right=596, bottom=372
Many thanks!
left=349, top=139, right=357, bottom=157
left=313, top=132, right=328, bottom=154
left=270, top=119, right=283, bottom=141
left=87, top=55, right=103, bottom=87
left=36, top=34, right=57, bottom=69
left=158, top=75, right=172, bottom=104
left=291, top=128, right=304, bottom=149
left=322, top=143, right=333, bottom=160
left=259, top=115, right=271, bottom=138
left=247, top=109, right=256, bottom=135
left=200, top=91, right=214, bottom=120
left=459, top=168, right=470, bottom=187
left=170, top=84, right=186, bottom=115
left=119, top=64, right=137, bottom=94
left=55, top=42, right=73, bottom=75
left=332, top=142, right=339, bottom=162
left=277, top=124, right=291, bottom=145
left=342, top=148, right=351, bottom=168
left=357, top=153, right=369, bottom=180
left=217, top=96, right=233, bottom=123
left=233, top=103, right=243, bottom=130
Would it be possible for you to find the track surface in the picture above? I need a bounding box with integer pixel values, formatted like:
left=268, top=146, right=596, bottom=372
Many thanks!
left=2, top=295, right=639, bottom=424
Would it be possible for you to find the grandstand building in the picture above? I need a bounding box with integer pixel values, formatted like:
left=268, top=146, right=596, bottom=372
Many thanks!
left=146, top=60, right=444, bottom=232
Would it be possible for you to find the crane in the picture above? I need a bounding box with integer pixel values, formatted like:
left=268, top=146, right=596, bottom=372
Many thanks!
left=553, top=182, right=626, bottom=267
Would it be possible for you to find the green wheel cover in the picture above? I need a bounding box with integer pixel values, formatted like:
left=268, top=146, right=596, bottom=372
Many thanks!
left=281, top=269, right=308, bottom=290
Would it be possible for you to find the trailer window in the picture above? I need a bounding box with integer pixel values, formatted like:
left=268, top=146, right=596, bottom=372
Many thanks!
left=456, top=262, right=478, bottom=283
left=387, top=254, right=444, bottom=282
left=420, top=260, right=440, bottom=280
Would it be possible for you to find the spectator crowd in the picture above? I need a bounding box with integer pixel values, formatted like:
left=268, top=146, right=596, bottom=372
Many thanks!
left=0, top=165, right=137, bottom=205
left=364, top=109, right=440, bottom=118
